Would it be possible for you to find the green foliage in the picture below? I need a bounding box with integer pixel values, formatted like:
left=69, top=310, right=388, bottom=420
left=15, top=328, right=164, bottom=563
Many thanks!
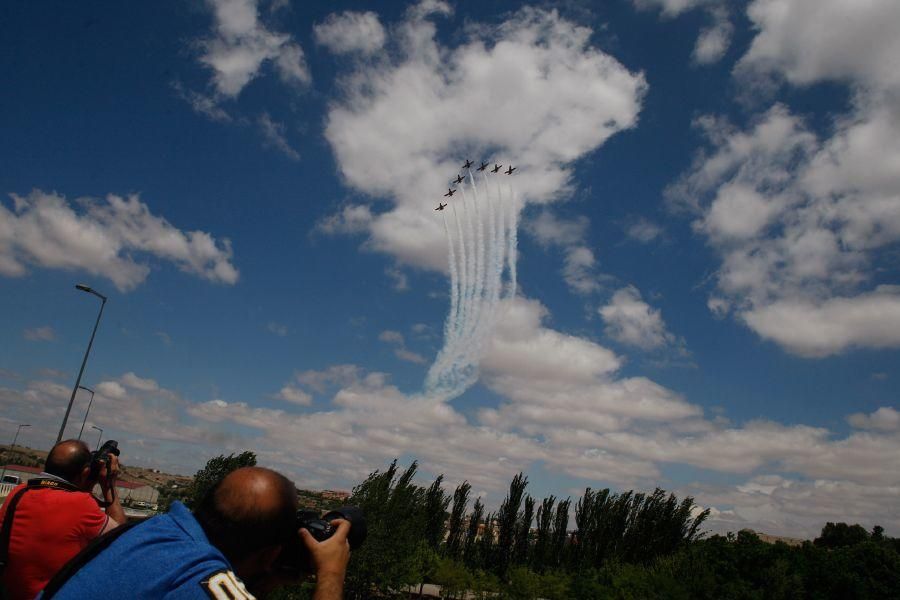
left=445, top=481, right=471, bottom=559
left=815, top=521, right=871, bottom=549
left=496, top=472, right=528, bottom=575
left=463, top=497, right=484, bottom=567
left=186, top=450, right=257, bottom=508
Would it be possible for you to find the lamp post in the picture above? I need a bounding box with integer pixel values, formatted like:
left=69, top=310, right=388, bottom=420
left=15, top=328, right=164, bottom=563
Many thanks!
left=1, top=424, right=31, bottom=482
left=76, top=386, right=95, bottom=441
left=91, top=425, right=103, bottom=451
left=57, top=284, right=107, bottom=444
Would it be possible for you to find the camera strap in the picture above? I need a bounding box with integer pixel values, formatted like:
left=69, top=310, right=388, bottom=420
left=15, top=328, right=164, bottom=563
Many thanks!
left=0, top=478, right=80, bottom=574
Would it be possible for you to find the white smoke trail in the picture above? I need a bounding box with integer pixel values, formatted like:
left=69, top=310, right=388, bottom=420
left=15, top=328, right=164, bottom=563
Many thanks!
left=425, top=168, right=518, bottom=401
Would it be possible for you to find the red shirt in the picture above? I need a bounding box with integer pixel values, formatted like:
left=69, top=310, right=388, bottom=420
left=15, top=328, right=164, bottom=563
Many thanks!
left=0, top=483, right=107, bottom=600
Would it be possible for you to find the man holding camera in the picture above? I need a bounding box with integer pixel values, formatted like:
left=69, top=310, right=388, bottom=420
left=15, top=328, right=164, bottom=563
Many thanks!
left=0, top=439, right=124, bottom=600
left=42, top=467, right=351, bottom=599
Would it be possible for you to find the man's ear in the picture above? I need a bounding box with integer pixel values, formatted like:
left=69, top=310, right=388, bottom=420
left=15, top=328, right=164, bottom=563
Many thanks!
left=238, top=544, right=283, bottom=577
left=77, top=464, right=93, bottom=489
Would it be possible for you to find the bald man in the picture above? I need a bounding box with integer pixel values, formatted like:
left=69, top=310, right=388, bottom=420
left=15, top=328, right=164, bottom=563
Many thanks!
left=0, top=440, right=124, bottom=600
left=45, top=467, right=351, bottom=600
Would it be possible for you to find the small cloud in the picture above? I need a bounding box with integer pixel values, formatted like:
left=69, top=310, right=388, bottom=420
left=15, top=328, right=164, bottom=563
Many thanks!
left=378, top=330, right=405, bottom=345
left=275, top=384, right=312, bottom=406
left=871, top=372, right=888, bottom=381
left=385, top=266, right=409, bottom=292
left=257, top=112, right=300, bottom=161
left=267, top=321, right=289, bottom=337
left=0, top=368, right=22, bottom=381
left=313, top=11, right=386, bottom=56
left=847, top=407, right=900, bottom=432
left=315, top=205, right=373, bottom=236
left=23, top=326, right=56, bottom=342
left=395, top=348, right=427, bottom=364
left=599, top=285, right=679, bottom=351
left=624, top=217, right=663, bottom=243
left=35, top=368, right=67, bottom=380
left=155, top=331, right=172, bottom=346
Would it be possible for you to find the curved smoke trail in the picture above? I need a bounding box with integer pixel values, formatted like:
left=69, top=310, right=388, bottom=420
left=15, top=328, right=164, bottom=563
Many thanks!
left=425, top=170, right=518, bottom=401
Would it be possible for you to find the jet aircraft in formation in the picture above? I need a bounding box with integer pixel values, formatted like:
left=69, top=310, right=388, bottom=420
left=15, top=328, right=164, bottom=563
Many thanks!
left=436, top=160, right=516, bottom=212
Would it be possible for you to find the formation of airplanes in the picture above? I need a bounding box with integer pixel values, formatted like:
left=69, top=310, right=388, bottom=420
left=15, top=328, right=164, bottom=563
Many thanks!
left=435, top=158, right=515, bottom=210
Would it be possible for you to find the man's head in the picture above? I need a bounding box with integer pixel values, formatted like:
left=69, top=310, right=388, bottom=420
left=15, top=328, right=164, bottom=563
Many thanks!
left=44, top=440, right=95, bottom=490
left=193, top=467, right=298, bottom=578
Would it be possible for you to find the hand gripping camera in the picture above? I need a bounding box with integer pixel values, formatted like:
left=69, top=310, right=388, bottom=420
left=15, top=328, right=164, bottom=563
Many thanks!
left=89, top=440, right=120, bottom=480
left=277, top=506, right=367, bottom=573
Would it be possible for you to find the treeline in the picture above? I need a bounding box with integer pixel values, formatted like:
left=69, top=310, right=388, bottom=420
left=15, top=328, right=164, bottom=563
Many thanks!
left=339, top=460, right=709, bottom=598
left=186, top=456, right=899, bottom=599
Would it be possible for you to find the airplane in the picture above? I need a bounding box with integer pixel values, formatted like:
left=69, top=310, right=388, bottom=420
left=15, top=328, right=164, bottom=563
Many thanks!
left=444, top=188, right=456, bottom=197
left=505, top=166, right=516, bottom=175
left=435, top=203, right=447, bottom=211
left=462, top=159, right=473, bottom=170
left=491, top=164, right=502, bottom=173
left=454, top=174, right=464, bottom=184
left=477, top=161, right=489, bottom=172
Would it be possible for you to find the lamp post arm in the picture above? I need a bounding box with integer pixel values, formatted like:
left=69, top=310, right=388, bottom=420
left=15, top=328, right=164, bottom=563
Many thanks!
left=58, top=297, right=106, bottom=444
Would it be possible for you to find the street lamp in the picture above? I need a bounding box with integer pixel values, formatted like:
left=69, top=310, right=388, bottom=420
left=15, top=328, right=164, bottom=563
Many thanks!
left=1, top=424, right=31, bottom=482
left=57, top=284, right=107, bottom=444
left=76, top=386, right=95, bottom=441
left=91, top=425, right=103, bottom=451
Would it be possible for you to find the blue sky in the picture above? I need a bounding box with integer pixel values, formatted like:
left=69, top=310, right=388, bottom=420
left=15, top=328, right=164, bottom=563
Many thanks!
left=2, top=0, right=899, bottom=537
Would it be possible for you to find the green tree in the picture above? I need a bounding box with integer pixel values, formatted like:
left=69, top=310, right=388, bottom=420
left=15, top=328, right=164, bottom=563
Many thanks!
left=423, top=475, right=451, bottom=552
left=513, top=495, right=535, bottom=565
left=815, top=522, right=871, bottom=549
left=446, top=481, right=471, bottom=558
left=463, top=497, right=485, bottom=567
left=496, top=472, right=528, bottom=575
left=550, top=498, right=570, bottom=569
left=532, top=496, right=555, bottom=572
left=187, top=451, right=257, bottom=508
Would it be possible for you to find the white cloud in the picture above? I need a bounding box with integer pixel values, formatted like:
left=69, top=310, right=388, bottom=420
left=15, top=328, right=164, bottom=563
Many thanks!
left=633, top=0, right=732, bottom=66
left=120, top=372, right=160, bottom=392
left=315, top=205, right=373, bottom=236
left=525, top=211, right=604, bottom=295
left=663, top=0, right=900, bottom=357
left=600, top=285, right=677, bottom=350
left=0, top=190, right=238, bottom=291
left=737, top=0, right=900, bottom=90
left=266, top=321, right=288, bottom=336
left=692, top=7, right=732, bottom=65
left=742, top=288, right=900, bottom=357
left=257, top=112, right=300, bottom=160
left=198, top=0, right=310, bottom=98
left=848, top=407, right=900, bottom=432
left=275, top=384, right=312, bottom=406
left=379, top=329, right=427, bottom=364
left=624, top=217, right=663, bottom=243
left=324, top=6, right=646, bottom=271
left=385, top=266, right=409, bottom=292
left=23, top=326, right=55, bottom=342
left=313, top=11, right=386, bottom=56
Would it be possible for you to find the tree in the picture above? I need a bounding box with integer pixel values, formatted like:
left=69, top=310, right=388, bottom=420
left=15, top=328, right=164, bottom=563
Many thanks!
left=532, top=496, right=555, bottom=572
left=187, top=451, right=257, bottom=508
left=550, top=498, right=570, bottom=569
left=513, top=495, right=535, bottom=565
left=496, top=472, right=528, bottom=575
left=446, top=481, right=471, bottom=558
left=423, top=475, right=451, bottom=552
left=463, top=497, right=484, bottom=567
left=815, top=522, right=870, bottom=549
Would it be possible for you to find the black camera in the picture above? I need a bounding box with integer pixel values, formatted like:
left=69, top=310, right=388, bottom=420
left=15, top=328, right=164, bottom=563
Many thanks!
left=89, top=440, right=120, bottom=480
left=277, top=506, right=367, bottom=574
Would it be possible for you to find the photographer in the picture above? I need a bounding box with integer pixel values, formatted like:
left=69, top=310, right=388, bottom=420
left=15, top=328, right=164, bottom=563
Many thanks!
left=0, top=439, right=124, bottom=600
left=44, top=467, right=351, bottom=599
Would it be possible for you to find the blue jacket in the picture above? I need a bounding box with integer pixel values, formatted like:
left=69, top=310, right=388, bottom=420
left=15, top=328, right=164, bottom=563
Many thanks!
left=47, top=502, right=254, bottom=599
